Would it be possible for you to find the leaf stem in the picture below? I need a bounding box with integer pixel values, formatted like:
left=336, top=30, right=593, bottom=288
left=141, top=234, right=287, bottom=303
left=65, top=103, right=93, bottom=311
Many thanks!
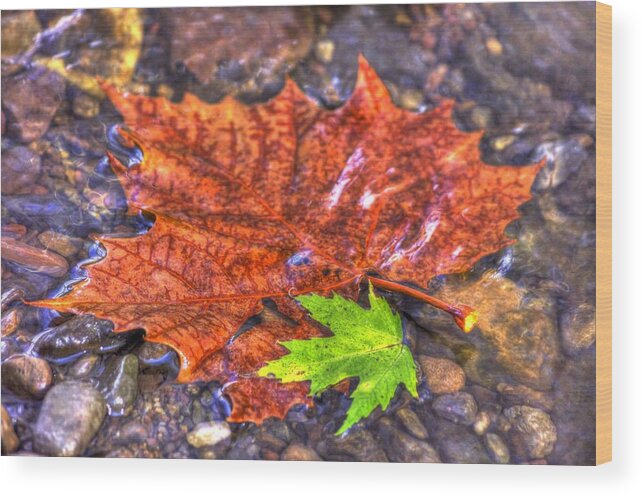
left=366, top=276, right=478, bottom=333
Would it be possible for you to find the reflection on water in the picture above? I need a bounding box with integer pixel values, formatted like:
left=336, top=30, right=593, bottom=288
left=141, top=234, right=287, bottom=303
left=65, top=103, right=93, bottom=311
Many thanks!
left=1, top=4, right=596, bottom=463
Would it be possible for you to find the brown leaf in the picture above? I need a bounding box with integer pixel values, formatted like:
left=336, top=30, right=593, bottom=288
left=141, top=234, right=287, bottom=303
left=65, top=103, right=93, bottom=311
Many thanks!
left=32, top=56, right=542, bottom=424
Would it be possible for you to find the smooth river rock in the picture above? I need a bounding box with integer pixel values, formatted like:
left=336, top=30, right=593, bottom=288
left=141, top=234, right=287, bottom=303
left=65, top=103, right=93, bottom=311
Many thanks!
left=33, top=381, right=106, bottom=456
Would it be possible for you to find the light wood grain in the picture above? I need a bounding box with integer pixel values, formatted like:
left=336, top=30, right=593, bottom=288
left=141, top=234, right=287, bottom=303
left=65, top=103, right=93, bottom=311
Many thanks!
left=596, top=1, right=612, bottom=465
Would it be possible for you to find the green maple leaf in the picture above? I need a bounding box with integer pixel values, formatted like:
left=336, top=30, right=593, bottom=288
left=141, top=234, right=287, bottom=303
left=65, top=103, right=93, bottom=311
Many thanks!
left=258, top=284, right=418, bottom=434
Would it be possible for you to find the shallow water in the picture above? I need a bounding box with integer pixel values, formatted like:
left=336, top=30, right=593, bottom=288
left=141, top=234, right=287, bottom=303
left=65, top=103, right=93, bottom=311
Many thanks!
left=1, top=4, right=597, bottom=463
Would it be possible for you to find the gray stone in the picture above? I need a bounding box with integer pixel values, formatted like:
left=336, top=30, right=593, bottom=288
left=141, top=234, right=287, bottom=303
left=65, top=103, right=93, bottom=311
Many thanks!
left=503, top=405, right=557, bottom=460
left=549, top=353, right=596, bottom=465
left=226, top=432, right=261, bottom=460
left=377, top=418, right=441, bottom=463
left=1, top=146, right=41, bottom=194
left=2, top=66, right=65, bottom=142
left=114, top=421, right=148, bottom=445
left=432, top=418, right=492, bottom=464
left=484, top=433, right=510, bottom=464
left=319, top=428, right=387, bottom=462
left=68, top=354, right=99, bottom=379
left=256, top=419, right=291, bottom=452
left=433, top=392, right=477, bottom=425
left=497, top=382, right=554, bottom=412
left=33, top=381, right=106, bottom=456
left=1, top=354, right=52, bottom=399
left=395, top=407, right=429, bottom=440
left=96, top=354, right=139, bottom=416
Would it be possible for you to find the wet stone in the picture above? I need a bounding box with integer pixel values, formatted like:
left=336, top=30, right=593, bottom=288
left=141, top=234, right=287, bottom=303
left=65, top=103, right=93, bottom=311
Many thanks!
left=282, top=442, right=322, bottom=461
left=497, top=382, right=554, bottom=412
left=1, top=11, right=42, bottom=58
left=256, top=419, right=291, bottom=452
left=484, top=432, right=511, bottom=464
left=187, top=421, right=232, bottom=449
left=33, top=381, right=106, bottom=457
left=419, top=355, right=466, bottom=394
left=396, top=407, right=429, bottom=440
left=377, top=418, right=441, bottom=463
left=549, top=354, right=596, bottom=465
left=96, top=354, right=139, bottom=416
left=114, top=420, right=148, bottom=445
left=315, top=39, right=335, bottom=63
left=72, top=93, right=100, bottom=119
left=37, top=231, right=82, bottom=258
left=137, top=341, right=179, bottom=368
left=503, top=405, right=557, bottom=461
left=1, top=354, right=53, bottom=399
left=2, top=66, right=65, bottom=143
left=319, top=428, right=387, bottom=462
left=226, top=431, right=261, bottom=460
left=1, top=307, right=21, bottom=337
left=432, top=418, right=492, bottom=464
left=560, top=303, right=596, bottom=356
left=473, top=410, right=492, bottom=436
left=32, top=315, right=129, bottom=362
left=432, top=392, right=477, bottom=425
left=1, top=146, right=42, bottom=195
left=68, top=354, right=100, bottom=379
left=1, top=237, right=69, bottom=277
left=1, top=405, right=20, bottom=454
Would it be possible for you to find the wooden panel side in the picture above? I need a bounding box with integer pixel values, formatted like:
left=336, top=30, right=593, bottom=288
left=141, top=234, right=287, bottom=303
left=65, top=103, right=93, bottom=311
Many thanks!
left=596, top=1, right=612, bottom=465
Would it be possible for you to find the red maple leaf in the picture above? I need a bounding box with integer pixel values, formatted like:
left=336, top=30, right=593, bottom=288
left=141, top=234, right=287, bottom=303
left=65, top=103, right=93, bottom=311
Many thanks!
left=32, top=56, right=542, bottom=423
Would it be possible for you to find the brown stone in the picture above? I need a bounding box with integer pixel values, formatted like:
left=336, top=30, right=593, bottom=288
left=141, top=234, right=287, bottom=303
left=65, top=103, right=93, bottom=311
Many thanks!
left=281, top=442, right=322, bottom=461
left=1, top=405, right=20, bottom=454
left=1, top=237, right=69, bottom=277
left=419, top=356, right=466, bottom=394
left=1, top=354, right=53, bottom=399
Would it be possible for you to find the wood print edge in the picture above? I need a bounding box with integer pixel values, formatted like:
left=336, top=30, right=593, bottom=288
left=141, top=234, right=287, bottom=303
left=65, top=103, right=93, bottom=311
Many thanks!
left=595, top=0, right=612, bottom=465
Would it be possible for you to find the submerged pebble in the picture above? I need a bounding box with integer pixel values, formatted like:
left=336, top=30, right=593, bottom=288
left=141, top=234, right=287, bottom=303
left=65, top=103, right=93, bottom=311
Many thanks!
left=37, top=231, right=82, bottom=258
left=1, top=146, right=42, bottom=195
left=281, top=442, right=322, bottom=461
left=319, top=429, right=387, bottom=462
left=497, top=382, right=554, bottom=412
left=431, top=418, right=492, bottom=464
left=483, top=432, right=510, bottom=464
left=68, top=354, right=100, bottom=379
left=1, top=405, right=20, bottom=454
left=96, top=354, right=139, bottom=416
left=1, top=353, right=53, bottom=399
left=560, top=303, right=596, bottom=355
left=503, top=405, right=557, bottom=460
left=1, top=307, right=21, bottom=337
left=32, top=315, right=129, bottom=361
left=187, top=421, right=232, bottom=449
left=33, top=381, right=106, bottom=456
left=395, top=407, right=429, bottom=440
left=2, top=66, right=65, bottom=143
left=0, top=237, right=69, bottom=277
left=137, top=341, right=178, bottom=368
left=432, top=392, right=478, bottom=425
left=377, top=418, right=441, bottom=463
left=419, top=355, right=466, bottom=394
